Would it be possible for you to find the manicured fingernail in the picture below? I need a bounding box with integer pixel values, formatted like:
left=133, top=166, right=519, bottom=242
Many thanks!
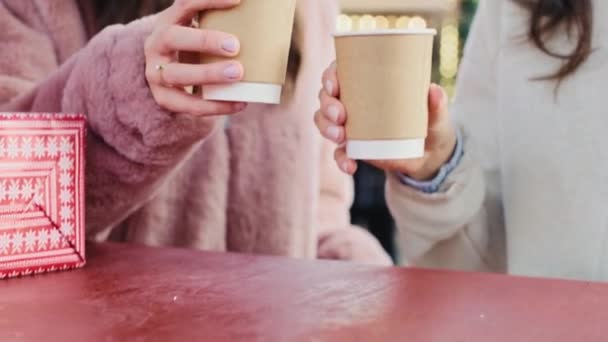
left=325, top=80, right=334, bottom=95
left=224, top=64, right=241, bottom=79
left=327, top=105, right=340, bottom=122
left=221, top=37, right=239, bottom=53
left=327, top=126, right=341, bottom=141
left=342, top=161, right=351, bottom=173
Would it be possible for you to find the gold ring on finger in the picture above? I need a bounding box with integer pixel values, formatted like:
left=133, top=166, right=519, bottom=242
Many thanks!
left=155, top=63, right=168, bottom=85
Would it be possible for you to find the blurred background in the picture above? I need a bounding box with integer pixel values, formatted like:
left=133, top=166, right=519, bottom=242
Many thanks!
left=337, top=0, right=479, bottom=262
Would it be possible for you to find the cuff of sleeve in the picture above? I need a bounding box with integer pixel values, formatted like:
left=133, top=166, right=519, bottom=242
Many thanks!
left=397, top=128, right=464, bottom=193
left=385, top=145, right=486, bottom=239
left=68, top=17, right=218, bottom=166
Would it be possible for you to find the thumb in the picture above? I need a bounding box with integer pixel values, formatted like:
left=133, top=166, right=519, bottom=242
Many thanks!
left=428, top=83, right=450, bottom=129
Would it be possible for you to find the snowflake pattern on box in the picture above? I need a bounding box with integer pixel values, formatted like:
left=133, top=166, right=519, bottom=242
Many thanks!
left=0, top=113, right=86, bottom=279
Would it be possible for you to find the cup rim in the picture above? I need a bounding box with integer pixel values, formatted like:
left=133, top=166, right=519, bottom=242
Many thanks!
left=333, top=28, right=437, bottom=37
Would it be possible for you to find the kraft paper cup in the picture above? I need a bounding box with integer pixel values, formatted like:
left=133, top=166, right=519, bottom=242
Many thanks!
left=199, top=0, right=297, bottom=104
left=334, top=29, right=437, bottom=160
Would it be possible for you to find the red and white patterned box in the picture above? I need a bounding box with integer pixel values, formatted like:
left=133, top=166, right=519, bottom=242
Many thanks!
left=0, top=113, right=86, bottom=279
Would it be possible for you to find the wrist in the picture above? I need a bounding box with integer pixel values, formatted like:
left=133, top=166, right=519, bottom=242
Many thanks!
left=396, top=127, right=463, bottom=194
left=408, top=128, right=458, bottom=181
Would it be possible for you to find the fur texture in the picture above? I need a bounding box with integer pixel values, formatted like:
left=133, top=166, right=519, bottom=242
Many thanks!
left=0, top=0, right=391, bottom=265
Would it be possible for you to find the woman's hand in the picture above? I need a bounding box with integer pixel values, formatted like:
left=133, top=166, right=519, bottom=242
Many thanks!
left=145, top=0, right=247, bottom=116
left=314, top=62, right=457, bottom=181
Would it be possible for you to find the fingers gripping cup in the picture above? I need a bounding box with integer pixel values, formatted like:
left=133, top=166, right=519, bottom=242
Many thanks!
left=199, top=0, right=297, bottom=104
left=334, top=29, right=437, bottom=160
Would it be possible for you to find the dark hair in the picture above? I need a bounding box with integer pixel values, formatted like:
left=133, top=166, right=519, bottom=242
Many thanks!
left=514, top=0, right=593, bottom=81
left=90, top=0, right=301, bottom=82
left=94, top=0, right=172, bottom=30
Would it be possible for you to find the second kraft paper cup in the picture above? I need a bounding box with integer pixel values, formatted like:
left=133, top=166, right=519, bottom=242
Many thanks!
left=335, top=29, right=436, bottom=160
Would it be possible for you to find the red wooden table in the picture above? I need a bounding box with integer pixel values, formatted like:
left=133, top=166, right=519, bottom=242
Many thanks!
left=1, top=243, right=607, bottom=341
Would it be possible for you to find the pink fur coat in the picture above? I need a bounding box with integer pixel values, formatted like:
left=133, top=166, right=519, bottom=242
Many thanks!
left=0, top=0, right=391, bottom=265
